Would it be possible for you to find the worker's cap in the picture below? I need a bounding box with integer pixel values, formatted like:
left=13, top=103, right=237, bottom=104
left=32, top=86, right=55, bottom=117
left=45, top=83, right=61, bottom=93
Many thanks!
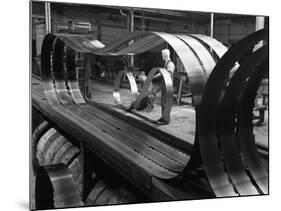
left=161, top=49, right=170, bottom=57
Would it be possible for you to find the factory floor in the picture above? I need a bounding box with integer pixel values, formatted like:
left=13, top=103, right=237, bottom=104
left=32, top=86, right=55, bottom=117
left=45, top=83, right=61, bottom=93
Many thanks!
left=89, top=79, right=268, bottom=148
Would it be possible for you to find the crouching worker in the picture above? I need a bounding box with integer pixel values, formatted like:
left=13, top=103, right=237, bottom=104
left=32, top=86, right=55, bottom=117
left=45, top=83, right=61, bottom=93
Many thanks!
left=135, top=71, right=156, bottom=112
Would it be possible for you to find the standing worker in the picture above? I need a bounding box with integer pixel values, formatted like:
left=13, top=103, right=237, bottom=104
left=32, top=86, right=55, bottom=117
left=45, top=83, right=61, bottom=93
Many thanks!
left=139, top=49, right=175, bottom=124
left=154, top=48, right=175, bottom=124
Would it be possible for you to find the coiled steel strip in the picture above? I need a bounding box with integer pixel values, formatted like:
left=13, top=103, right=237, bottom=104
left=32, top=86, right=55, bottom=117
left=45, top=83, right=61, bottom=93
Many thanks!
left=35, top=164, right=83, bottom=209
left=218, top=47, right=268, bottom=195
left=198, top=29, right=268, bottom=196
left=237, top=58, right=269, bottom=194
left=32, top=121, right=52, bottom=174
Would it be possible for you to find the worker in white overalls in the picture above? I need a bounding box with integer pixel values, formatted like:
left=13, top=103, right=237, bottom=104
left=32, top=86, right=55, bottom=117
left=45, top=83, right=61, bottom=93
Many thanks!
left=139, top=49, right=175, bottom=124
left=145, top=49, right=175, bottom=125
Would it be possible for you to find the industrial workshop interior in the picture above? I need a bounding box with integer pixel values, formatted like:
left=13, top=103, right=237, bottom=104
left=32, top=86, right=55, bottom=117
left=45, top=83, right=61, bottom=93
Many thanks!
left=30, top=0, right=269, bottom=210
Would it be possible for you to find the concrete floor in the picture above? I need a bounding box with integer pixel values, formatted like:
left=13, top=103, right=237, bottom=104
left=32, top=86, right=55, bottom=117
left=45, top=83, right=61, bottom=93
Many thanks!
left=90, top=80, right=196, bottom=145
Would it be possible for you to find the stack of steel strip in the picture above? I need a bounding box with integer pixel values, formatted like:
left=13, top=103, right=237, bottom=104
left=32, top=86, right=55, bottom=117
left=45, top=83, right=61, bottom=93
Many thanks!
left=35, top=125, right=83, bottom=193
left=37, top=30, right=268, bottom=198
